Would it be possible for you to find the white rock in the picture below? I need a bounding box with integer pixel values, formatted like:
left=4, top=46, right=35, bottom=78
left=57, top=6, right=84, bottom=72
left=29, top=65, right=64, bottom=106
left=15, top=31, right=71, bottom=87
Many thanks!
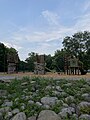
left=2, top=101, right=13, bottom=107
left=12, top=108, right=20, bottom=114
left=11, top=112, right=26, bottom=120
left=56, top=86, right=63, bottom=92
left=0, top=90, right=7, bottom=96
left=64, top=83, right=72, bottom=87
left=5, top=112, right=12, bottom=119
left=52, top=91, right=61, bottom=96
left=0, top=112, right=3, bottom=120
left=0, top=107, right=11, bottom=113
left=82, top=93, right=90, bottom=102
left=41, top=97, right=58, bottom=106
left=62, top=103, right=68, bottom=107
left=65, top=96, right=75, bottom=103
left=36, top=102, right=42, bottom=106
left=78, top=101, right=90, bottom=109
left=43, top=104, right=50, bottom=109
left=58, top=107, right=75, bottom=118
left=37, top=110, right=61, bottom=120
left=28, top=116, right=36, bottom=120
left=79, top=114, right=90, bottom=120
left=28, top=100, right=34, bottom=104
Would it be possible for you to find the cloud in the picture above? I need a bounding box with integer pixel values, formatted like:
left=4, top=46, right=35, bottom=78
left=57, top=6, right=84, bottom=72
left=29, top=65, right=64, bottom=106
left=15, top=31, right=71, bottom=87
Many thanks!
left=1, top=8, right=90, bottom=60
left=42, top=10, right=60, bottom=25
left=2, top=41, right=22, bottom=51
left=84, top=1, right=90, bottom=12
left=73, top=13, right=90, bottom=32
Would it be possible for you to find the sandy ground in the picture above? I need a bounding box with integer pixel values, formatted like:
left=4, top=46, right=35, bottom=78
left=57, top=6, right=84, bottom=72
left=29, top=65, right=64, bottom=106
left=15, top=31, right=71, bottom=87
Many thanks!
left=0, top=72, right=90, bottom=80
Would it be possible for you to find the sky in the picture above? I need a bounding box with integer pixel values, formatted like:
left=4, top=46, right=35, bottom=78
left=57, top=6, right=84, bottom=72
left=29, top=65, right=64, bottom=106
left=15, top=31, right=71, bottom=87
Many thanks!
left=0, top=0, right=90, bottom=60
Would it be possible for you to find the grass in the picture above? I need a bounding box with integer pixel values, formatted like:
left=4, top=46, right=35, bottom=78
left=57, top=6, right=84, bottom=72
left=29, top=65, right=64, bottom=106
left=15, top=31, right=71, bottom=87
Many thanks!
left=0, top=76, right=90, bottom=119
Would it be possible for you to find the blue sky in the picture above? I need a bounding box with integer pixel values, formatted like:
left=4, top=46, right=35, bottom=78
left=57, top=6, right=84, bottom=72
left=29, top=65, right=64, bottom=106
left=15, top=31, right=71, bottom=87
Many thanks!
left=0, top=0, right=90, bottom=60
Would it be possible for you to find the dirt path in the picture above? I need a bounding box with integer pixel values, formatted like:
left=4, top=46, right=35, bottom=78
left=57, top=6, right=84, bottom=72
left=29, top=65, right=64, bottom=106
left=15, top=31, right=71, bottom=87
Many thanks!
left=0, top=72, right=90, bottom=80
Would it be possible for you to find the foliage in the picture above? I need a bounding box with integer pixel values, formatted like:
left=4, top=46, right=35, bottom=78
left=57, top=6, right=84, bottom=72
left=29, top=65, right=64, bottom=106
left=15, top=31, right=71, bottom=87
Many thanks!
left=25, top=52, right=37, bottom=72
left=62, top=31, right=90, bottom=69
left=0, top=42, right=19, bottom=72
left=53, top=49, right=66, bottom=72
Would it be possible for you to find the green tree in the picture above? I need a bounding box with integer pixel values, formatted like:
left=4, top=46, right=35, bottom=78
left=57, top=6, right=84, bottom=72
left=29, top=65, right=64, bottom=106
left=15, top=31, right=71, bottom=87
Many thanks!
left=0, top=43, right=19, bottom=72
left=62, top=31, right=90, bottom=69
left=0, top=43, right=6, bottom=72
left=25, top=52, right=37, bottom=72
left=18, top=61, right=27, bottom=72
left=53, top=49, right=65, bottom=72
left=45, top=54, right=53, bottom=71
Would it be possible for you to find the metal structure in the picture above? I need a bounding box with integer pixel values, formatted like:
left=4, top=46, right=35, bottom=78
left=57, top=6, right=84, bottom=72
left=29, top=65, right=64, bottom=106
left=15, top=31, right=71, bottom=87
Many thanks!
left=7, top=52, right=18, bottom=74
left=34, top=55, right=45, bottom=75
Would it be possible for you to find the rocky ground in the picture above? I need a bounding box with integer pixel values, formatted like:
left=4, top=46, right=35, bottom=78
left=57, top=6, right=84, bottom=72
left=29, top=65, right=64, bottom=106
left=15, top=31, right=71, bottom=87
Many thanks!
left=0, top=76, right=90, bottom=120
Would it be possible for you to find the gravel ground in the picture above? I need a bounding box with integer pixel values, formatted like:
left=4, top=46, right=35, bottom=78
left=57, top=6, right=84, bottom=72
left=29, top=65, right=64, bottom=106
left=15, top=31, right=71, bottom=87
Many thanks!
left=0, top=72, right=90, bottom=81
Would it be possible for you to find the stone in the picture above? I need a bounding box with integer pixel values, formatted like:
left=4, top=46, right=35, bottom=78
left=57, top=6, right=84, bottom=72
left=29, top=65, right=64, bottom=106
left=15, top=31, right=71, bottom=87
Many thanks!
left=58, top=107, right=75, bottom=118
left=2, top=101, right=13, bottom=107
left=43, top=104, right=50, bottom=109
left=5, top=112, right=12, bottom=119
left=0, top=79, right=11, bottom=83
left=0, top=107, right=11, bottom=113
left=41, top=97, right=58, bottom=106
left=20, top=103, right=26, bottom=110
left=36, top=102, right=42, bottom=106
left=45, top=85, right=52, bottom=90
left=82, top=93, right=90, bottom=102
left=76, top=101, right=90, bottom=115
left=11, top=112, right=26, bottom=120
left=28, top=116, right=36, bottom=120
left=56, top=86, right=63, bottom=92
left=62, top=103, right=68, bottom=108
left=21, top=106, right=25, bottom=110
left=0, top=90, right=7, bottom=96
left=37, top=110, right=61, bottom=120
left=79, top=114, right=90, bottom=120
left=64, top=83, right=72, bottom=87
left=21, top=82, right=28, bottom=86
left=78, top=101, right=90, bottom=109
left=12, top=108, right=20, bottom=114
left=28, top=100, right=34, bottom=104
left=0, top=112, right=3, bottom=120
left=72, top=114, right=78, bottom=120
left=52, top=91, right=61, bottom=96
left=65, top=96, right=75, bottom=104
left=60, top=92, right=67, bottom=97
left=25, top=96, right=29, bottom=100
left=31, top=81, right=36, bottom=84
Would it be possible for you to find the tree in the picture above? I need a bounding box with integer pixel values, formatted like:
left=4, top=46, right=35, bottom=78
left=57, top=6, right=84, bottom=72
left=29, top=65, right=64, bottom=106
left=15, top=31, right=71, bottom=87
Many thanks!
left=0, top=43, right=6, bottom=72
left=45, top=54, right=53, bottom=71
left=0, top=43, right=19, bottom=72
left=62, top=31, right=90, bottom=69
left=25, top=52, right=37, bottom=72
left=53, top=49, right=65, bottom=72
left=18, top=61, right=27, bottom=72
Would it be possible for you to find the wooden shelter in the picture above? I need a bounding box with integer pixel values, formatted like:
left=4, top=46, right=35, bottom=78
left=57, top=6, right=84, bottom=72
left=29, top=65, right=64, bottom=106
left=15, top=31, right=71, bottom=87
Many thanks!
left=65, top=56, right=80, bottom=75
left=7, top=52, right=18, bottom=74
left=34, top=55, right=45, bottom=75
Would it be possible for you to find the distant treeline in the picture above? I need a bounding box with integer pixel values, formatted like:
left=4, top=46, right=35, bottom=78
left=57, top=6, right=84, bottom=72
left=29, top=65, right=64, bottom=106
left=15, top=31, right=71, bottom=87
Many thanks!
left=0, top=43, right=19, bottom=72
left=0, top=31, right=90, bottom=72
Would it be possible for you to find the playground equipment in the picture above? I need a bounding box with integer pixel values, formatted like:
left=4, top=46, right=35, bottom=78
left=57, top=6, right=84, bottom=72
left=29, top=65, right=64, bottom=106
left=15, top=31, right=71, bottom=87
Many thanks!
left=34, top=55, right=45, bottom=75
left=64, top=56, right=87, bottom=75
left=7, top=52, right=19, bottom=74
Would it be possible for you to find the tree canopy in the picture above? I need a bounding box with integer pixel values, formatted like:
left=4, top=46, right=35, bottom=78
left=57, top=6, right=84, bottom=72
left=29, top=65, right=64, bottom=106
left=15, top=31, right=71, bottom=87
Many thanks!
left=62, top=31, right=90, bottom=69
left=0, top=31, right=90, bottom=72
